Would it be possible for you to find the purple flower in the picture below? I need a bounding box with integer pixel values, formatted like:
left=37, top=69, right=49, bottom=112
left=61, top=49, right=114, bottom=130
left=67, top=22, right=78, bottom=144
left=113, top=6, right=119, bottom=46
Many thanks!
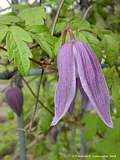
left=51, top=40, right=113, bottom=128
left=5, top=87, right=23, bottom=116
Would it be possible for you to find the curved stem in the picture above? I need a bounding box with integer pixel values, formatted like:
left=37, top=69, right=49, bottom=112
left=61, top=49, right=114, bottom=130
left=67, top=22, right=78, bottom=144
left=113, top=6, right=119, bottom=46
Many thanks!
left=82, top=5, right=93, bottom=20
left=67, top=27, right=75, bottom=40
left=29, top=69, right=44, bottom=131
left=22, top=77, right=54, bottom=115
left=51, top=0, right=65, bottom=35
left=62, top=29, right=67, bottom=45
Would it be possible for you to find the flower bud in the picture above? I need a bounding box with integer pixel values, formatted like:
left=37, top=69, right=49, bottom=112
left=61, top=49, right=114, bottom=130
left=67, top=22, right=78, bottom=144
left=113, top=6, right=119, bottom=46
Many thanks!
left=5, top=87, right=23, bottom=116
left=49, top=126, right=58, bottom=143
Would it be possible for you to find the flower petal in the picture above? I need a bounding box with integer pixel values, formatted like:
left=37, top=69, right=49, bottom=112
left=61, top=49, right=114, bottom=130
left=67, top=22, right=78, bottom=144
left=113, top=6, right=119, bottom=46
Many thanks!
left=74, top=41, right=113, bottom=128
left=68, top=89, right=77, bottom=113
left=51, top=42, right=76, bottom=126
left=68, top=78, right=80, bottom=113
left=79, top=78, right=94, bottom=111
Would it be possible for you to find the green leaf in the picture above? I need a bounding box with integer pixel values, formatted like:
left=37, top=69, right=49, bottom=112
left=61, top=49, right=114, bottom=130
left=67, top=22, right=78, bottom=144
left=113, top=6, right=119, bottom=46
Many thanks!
left=54, top=37, right=62, bottom=56
left=112, top=79, right=120, bottom=117
left=38, top=108, right=52, bottom=133
left=0, top=15, right=20, bottom=25
left=79, top=31, right=102, bottom=60
left=9, top=26, right=32, bottom=43
left=0, top=25, right=8, bottom=43
left=6, top=26, right=33, bottom=75
left=34, top=32, right=56, bottom=57
left=103, top=67, right=119, bottom=88
left=104, top=67, right=120, bottom=117
left=55, top=21, right=66, bottom=33
left=48, top=144, right=61, bottom=160
left=71, top=19, right=90, bottom=30
left=55, top=17, right=90, bottom=33
left=95, top=118, right=120, bottom=156
left=82, top=113, right=97, bottom=140
left=102, top=34, right=119, bottom=66
left=26, top=25, right=49, bottom=34
left=19, top=6, right=46, bottom=26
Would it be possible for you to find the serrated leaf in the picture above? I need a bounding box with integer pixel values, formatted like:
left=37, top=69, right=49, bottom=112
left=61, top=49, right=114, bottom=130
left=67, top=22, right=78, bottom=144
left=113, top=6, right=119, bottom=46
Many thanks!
left=102, top=34, right=119, bottom=66
left=34, top=32, right=55, bottom=57
left=55, top=18, right=90, bottom=33
left=9, top=26, right=32, bottom=43
left=79, top=31, right=102, bottom=60
left=6, top=26, right=32, bottom=75
left=55, top=21, right=66, bottom=33
left=0, top=15, right=20, bottom=25
left=19, top=6, right=46, bottom=26
left=71, top=19, right=90, bottom=30
left=26, top=25, right=49, bottom=34
left=0, top=25, right=8, bottom=43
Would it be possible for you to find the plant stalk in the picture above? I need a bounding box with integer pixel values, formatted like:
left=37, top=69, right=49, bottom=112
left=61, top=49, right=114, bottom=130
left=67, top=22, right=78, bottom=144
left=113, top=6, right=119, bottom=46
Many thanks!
left=17, top=113, right=26, bottom=160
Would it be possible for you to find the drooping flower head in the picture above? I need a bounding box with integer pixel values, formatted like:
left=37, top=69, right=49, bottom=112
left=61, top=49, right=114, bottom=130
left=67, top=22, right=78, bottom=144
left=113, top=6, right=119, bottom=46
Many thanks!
left=51, top=28, right=113, bottom=128
left=5, top=87, right=23, bottom=116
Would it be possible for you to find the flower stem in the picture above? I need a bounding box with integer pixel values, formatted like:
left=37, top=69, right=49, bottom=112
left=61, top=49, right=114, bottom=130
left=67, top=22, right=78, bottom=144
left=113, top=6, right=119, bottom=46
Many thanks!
left=17, top=113, right=26, bottom=160
left=67, top=27, right=75, bottom=40
left=22, top=77, right=54, bottom=115
left=29, top=69, right=44, bottom=131
left=62, top=29, right=67, bottom=45
left=51, top=0, right=65, bottom=35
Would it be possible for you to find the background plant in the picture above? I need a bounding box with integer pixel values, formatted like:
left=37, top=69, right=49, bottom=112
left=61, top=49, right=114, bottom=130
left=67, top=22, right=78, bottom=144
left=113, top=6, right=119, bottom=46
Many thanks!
left=0, top=0, right=120, bottom=159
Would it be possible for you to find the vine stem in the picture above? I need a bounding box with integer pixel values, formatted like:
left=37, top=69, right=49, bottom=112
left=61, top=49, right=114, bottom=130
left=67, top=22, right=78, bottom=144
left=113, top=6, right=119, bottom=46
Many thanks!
left=17, top=113, right=26, bottom=160
left=22, top=77, right=54, bottom=115
left=82, top=5, right=93, bottom=20
left=51, top=0, right=65, bottom=35
left=29, top=69, right=44, bottom=131
left=6, top=0, right=12, bottom=5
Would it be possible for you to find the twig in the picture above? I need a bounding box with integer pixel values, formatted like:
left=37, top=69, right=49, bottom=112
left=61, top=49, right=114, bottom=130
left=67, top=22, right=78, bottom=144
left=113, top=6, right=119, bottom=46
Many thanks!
left=29, top=69, right=44, bottom=131
left=51, top=0, right=65, bottom=35
left=0, top=7, right=11, bottom=13
left=6, top=0, right=11, bottom=5
left=22, top=77, right=54, bottom=115
left=29, top=43, right=39, bottom=49
left=0, top=43, right=39, bottom=52
left=0, top=46, right=7, bottom=52
left=82, top=5, right=93, bottom=20
left=0, top=68, right=54, bottom=80
left=0, top=69, right=17, bottom=80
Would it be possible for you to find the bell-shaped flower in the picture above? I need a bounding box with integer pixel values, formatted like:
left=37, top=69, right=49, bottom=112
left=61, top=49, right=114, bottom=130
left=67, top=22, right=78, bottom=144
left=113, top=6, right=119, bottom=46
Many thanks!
left=51, top=40, right=113, bottom=128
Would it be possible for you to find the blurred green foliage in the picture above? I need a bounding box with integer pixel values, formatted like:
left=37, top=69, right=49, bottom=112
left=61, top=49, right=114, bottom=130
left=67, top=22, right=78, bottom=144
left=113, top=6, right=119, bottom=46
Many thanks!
left=0, top=0, right=120, bottom=159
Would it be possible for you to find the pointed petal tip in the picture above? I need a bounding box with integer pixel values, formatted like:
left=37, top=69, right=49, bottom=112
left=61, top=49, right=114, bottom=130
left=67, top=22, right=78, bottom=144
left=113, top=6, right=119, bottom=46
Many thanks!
left=51, top=117, right=59, bottom=126
left=107, top=121, right=113, bottom=128
left=104, top=118, right=113, bottom=128
left=51, top=121, right=57, bottom=127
